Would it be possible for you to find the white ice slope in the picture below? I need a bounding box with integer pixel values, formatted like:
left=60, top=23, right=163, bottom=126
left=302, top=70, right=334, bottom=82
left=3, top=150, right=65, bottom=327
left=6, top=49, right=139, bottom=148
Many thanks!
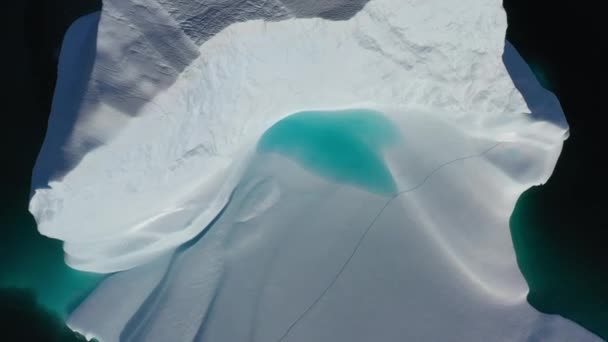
left=29, top=0, right=600, bottom=340
left=69, top=151, right=599, bottom=341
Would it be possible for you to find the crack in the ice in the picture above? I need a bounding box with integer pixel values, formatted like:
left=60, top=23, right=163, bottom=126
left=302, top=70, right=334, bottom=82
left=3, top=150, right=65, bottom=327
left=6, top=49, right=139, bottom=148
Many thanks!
left=276, top=142, right=504, bottom=341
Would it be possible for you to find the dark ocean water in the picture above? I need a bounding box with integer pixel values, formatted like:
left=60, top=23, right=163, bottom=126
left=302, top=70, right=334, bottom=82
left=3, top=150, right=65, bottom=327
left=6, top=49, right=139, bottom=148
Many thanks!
left=1, top=0, right=605, bottom=340
left=2, top=1, right=102, bottom=340
left=505, top=0, right=606, bottom=338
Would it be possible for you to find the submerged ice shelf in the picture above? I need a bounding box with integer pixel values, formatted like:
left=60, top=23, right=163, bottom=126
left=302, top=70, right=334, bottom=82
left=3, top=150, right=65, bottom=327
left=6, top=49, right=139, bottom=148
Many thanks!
left=28, top=0, right=601, bottom=340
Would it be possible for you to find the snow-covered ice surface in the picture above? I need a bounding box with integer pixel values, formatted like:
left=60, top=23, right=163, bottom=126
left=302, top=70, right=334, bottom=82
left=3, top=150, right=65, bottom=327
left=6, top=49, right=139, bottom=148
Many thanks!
left=29, top=0, right=600, bottom=340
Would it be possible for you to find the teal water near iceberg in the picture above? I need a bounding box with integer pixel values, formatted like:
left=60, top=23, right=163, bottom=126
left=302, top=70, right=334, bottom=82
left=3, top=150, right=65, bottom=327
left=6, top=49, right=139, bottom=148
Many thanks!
left=258, top=109, right=400, bottom=195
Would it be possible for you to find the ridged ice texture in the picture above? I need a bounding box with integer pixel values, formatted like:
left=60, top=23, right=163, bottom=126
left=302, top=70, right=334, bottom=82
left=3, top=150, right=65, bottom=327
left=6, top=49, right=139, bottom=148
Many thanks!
left=29, top=0, right=554, bottom=273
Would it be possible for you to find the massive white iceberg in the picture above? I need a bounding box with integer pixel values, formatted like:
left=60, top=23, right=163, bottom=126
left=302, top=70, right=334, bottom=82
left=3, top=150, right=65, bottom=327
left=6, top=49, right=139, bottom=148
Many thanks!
left=29, top=0, right=599, bottom=340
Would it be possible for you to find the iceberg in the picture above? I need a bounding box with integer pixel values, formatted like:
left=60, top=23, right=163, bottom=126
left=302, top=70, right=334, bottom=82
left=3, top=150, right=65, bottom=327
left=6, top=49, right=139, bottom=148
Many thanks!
left=29, top=0, right=600, bottom=340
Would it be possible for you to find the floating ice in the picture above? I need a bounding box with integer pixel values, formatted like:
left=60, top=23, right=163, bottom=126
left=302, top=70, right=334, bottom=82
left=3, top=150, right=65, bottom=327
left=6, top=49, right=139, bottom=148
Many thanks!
left=29, top=0, right=600, bottom=340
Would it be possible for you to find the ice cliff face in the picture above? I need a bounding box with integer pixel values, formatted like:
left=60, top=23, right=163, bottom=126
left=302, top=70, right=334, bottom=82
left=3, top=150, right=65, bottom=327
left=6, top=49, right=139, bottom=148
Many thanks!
left=29, top=0, right=602, bottom=340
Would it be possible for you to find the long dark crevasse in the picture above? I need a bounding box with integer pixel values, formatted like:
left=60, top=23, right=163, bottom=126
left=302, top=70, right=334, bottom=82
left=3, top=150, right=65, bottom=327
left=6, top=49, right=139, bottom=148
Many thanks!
left=504, top=0, right=607, bottom=339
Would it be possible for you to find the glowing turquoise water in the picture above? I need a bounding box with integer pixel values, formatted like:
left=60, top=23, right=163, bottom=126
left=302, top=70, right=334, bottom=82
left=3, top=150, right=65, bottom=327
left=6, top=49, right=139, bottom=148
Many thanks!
left=258, top=109, right=400, bottom=195
left=0, top=212, right=103, bottom=319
